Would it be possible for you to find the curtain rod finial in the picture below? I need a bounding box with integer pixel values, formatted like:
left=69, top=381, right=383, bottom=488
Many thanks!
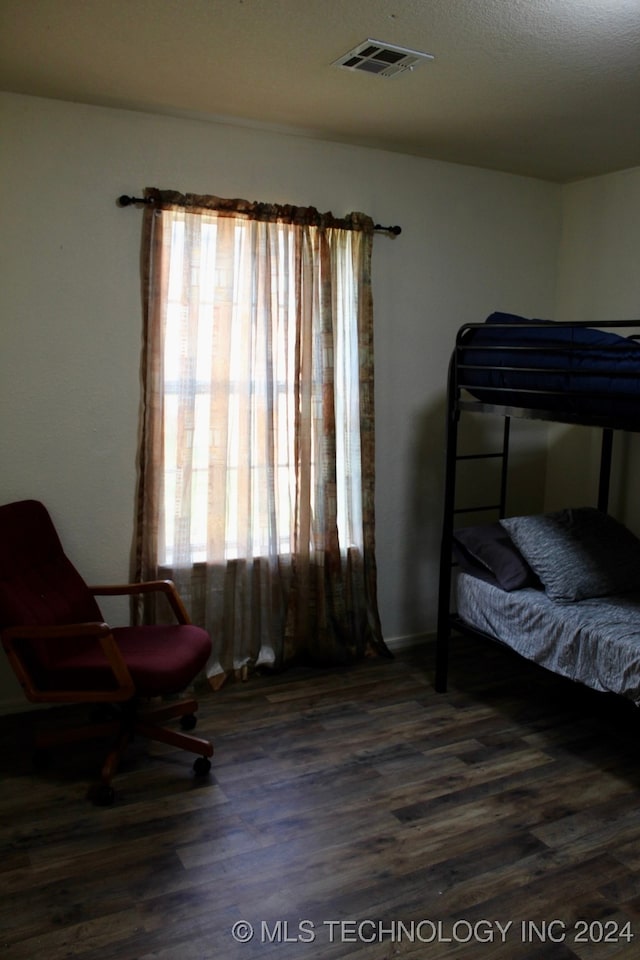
left=117, top=194, right=154, bottom=207
left=374, top=223, right=402, bottom=236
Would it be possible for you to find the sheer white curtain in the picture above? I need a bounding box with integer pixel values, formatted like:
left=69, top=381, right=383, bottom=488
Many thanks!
left=136, top=190, right=388, bottom=686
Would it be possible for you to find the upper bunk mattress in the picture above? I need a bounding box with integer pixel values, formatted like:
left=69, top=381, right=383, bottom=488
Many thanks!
left=456, top=571, right=640, bottom=705
left=458, top=312, right=640, bottom=419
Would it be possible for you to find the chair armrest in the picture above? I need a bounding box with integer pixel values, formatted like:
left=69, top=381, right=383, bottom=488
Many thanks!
left=1, top=622, right=135, bottom=704
left=89, top=579, right=192, bottom=625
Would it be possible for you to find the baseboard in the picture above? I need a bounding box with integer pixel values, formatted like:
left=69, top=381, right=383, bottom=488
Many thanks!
left=0, top=696, right=47, bottom=717
left=385, top=631, right=435, bottom=653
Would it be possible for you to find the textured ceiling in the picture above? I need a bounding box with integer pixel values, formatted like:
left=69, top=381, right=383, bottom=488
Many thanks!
left=2, top=0, right=640, bottom=182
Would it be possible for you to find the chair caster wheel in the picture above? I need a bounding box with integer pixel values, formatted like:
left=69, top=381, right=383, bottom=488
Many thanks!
left=193, top=756, right=212, bottom=777
left=180, top=713, right=197, bottom=731
left=89, top=783, right=116, bottom=806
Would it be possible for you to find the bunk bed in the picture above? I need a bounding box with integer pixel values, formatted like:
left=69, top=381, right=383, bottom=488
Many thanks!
left=436, top=312, right=640, bottom=704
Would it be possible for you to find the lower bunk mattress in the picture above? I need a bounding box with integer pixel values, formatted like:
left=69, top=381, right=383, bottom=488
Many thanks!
left=455, top=571, right=640, bottom=705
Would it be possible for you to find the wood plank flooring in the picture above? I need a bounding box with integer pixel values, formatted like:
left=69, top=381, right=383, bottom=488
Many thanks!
left=2, top=635, right=640, bottom=960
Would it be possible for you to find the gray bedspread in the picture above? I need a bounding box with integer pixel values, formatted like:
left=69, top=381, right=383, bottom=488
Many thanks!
left=456, top=572, right=640, bottom=704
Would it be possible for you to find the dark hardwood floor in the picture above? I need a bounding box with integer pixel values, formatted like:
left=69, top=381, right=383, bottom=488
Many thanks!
left=2, top=636, right=640, bottom=959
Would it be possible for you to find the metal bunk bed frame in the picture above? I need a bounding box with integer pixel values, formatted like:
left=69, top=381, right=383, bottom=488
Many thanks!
left=435, top=319, right=640, bottom=693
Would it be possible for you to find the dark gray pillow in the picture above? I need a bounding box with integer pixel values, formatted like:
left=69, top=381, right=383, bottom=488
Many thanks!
left=500, top=508, right=640, bottom=602
left=452, top=522, right=540, bottom=591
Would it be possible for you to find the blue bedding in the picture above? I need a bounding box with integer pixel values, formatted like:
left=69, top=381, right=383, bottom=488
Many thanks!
left=458, top=312, right=640, bottom=418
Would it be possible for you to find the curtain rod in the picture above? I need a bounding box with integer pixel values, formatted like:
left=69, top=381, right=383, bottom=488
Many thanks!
left=117, top=195, right=401, bottom=236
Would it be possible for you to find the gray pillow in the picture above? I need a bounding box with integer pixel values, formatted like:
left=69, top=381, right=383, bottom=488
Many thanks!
left=500, top=508, right=640, bottom=602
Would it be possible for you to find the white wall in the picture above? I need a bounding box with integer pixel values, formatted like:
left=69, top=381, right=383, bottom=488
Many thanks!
left=0, top=92, right=560, bottom=709
left=546, top=167, right=640, bottom=525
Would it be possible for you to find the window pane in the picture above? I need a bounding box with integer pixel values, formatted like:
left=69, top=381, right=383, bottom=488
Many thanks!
left=159, top=210, right=362, bottom=564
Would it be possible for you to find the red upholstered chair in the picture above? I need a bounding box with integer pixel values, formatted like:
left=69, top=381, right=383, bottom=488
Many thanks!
left=0, top=499, right=213, bottom=804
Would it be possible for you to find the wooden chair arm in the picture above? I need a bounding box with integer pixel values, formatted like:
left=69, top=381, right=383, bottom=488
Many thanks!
left=1, top=622, right=135, bottom=704
left=89, top=579, right=191, bottom=624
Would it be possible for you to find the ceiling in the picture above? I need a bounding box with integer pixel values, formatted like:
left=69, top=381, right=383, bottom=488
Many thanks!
left=2, top=0, right=640, bottom=183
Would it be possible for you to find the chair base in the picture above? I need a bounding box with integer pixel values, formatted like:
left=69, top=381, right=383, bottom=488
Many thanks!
left=34, top=696, right=214, bottom=804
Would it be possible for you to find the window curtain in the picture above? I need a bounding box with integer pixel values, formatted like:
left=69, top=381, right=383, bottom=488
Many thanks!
left=135, top=188, right=389, bottom=688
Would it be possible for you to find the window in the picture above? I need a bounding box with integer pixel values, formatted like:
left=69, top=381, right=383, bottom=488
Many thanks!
left=158, top=212, right=362, bottom=566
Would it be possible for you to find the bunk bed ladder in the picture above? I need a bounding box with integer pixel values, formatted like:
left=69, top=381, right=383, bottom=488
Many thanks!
left=598, top=428, right=613, bottom=513
left=436, top=398, right=511, bottom=692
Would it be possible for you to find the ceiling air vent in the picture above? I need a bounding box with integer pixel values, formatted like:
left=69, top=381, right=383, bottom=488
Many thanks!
left=333, top=39, right=434, bottom=78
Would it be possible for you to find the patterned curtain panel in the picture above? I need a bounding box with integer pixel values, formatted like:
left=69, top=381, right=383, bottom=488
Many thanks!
left=135, top=188, right=389, bottom=687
